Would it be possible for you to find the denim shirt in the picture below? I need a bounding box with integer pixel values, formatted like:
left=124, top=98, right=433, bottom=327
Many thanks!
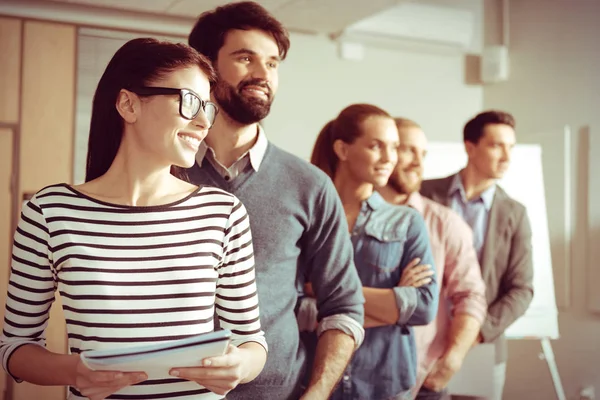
left=331, top=192, right=438, bottom=400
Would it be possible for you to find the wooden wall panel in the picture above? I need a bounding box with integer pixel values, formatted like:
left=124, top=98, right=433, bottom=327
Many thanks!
left=20, top=20, right=75, bottom=193
left=0, top=18, right=21, bottom=124
left=12, top=19, right=76, bottom=400
left=0, top=128, right=13, bottom=399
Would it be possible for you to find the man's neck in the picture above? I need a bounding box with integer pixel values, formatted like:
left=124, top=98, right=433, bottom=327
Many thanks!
left=378, top=185, right=409, bottom=205
left=204, top=114, right=260, bottom=168
left=459, top=166, right=496, bottom=200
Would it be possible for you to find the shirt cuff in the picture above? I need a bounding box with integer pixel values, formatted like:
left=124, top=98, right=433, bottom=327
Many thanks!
left=231, top=336, right=269, bottom=353
left=393, top=287, right=417, bottom=325
left=317, top=314, right=365, bottom=350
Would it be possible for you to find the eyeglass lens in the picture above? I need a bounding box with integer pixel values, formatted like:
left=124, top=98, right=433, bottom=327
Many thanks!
left=181, top=92, right=217, bottom=127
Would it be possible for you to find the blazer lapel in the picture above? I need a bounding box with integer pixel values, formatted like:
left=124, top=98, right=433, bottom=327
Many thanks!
left=421, top=173, right=457, bottom=207
left=436, top=176, right=455, bottom=207
left=480, top=190, right=509, bottom=283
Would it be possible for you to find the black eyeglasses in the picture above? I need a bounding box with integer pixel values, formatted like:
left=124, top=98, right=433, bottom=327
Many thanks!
left=129, top=87, right=219, bottom=127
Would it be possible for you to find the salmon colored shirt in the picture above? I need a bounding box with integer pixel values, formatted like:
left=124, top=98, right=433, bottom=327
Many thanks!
left=406, top=192, right=487, bottom=393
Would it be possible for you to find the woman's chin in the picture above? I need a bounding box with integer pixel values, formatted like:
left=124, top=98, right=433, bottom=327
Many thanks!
left=173, top=158, right=196, bottom=170
left=371, top=178, right=390, bottom=188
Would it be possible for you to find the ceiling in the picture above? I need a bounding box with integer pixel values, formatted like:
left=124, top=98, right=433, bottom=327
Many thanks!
left=2, top=0, right=481, bottom=51
left=38, top=0, right=406, bottom=35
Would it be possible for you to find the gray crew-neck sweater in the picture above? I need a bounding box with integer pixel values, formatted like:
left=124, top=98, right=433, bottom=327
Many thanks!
left=188, top=143, right=364, bottom=400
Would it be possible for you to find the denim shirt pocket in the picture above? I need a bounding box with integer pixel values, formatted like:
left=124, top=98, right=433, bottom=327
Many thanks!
left=363, top=221, right=407, bottom=273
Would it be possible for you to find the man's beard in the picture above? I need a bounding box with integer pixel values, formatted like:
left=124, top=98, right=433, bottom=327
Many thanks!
left=212, top=77, right=273, bottom=125
left=388, top=169, right=422, bottom=195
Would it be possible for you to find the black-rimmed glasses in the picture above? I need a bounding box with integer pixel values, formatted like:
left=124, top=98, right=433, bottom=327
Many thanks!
left=130, top=87, right=219, bottom=127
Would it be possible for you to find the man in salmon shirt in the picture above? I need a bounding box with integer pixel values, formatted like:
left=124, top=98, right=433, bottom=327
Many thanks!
left=379, top=118, right=487, bottom=400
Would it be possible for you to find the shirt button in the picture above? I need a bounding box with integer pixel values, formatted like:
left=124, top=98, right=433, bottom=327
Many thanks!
left=224, top=175, right=230, bottom=181
left=343, top=375, right=350, bottom=381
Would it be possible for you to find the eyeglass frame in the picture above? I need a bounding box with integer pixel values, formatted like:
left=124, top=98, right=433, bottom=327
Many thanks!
left=128, top=86, right=219, bottom=126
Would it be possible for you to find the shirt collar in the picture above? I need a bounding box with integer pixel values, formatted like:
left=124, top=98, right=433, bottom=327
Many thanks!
left=365, top=191, right=387, bottom=210
left=195, top=124, right=268, bottom=171
left=480, top=184, right=496, bottom=210
left=449, top=172, right=496, bottom=210
left=405, top=191, right=425, bottom=213
left=248, top=125, right=268, bottom=171
left=448, top=172, right=464, bottom=198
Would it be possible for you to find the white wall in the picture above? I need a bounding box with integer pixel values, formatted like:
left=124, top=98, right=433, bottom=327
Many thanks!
left=266, top=31, right=483, bottom=160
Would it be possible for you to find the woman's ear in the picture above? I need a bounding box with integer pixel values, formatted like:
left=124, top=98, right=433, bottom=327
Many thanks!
left=116, top=89, right=139, bottom=123
left=333, top=139, right=349, bottom=162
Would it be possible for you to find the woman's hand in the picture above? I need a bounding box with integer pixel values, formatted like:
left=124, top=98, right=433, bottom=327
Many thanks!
left=398, top=257, right=434, bottom=287
left=74, top=356, right=147, bottom=400
left=170, top=344, right=250, bottom=396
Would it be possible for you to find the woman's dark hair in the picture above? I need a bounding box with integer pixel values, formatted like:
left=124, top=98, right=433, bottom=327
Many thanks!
left=188, top=1, right=290, bottom=62
left=310, top=104, right=391, bottom=179
left=463, top=110, right=516, bottom=144
left=85, top=38, right=216, bottom=182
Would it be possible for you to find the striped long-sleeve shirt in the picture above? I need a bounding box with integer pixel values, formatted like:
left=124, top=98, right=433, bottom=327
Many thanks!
left=0, top=184, right=266, bottom=400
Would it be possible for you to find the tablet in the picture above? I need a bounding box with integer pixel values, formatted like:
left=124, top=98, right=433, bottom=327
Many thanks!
left=80, top=329, right=231, bottom=378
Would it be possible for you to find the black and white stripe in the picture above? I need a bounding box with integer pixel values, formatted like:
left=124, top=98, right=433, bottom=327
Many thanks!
left=0, top=184, right=265, bottom=400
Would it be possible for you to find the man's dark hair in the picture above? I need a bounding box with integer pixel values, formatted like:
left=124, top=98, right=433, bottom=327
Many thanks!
left=189, top=1, right=290, bottom=62
left=463, top=110, right=516, bottom=144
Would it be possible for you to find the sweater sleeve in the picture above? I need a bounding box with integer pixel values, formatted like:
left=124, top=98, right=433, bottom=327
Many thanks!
left=304, top=177, right=365, bottom=327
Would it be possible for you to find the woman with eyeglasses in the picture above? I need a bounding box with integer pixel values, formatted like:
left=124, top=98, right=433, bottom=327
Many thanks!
left=0, top=38, right=266, bottom=400
left=308, top=104, right=438, bottom=400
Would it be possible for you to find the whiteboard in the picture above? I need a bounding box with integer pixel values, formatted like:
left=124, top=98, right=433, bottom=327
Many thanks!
left=423, top=142, right=559, bottom=340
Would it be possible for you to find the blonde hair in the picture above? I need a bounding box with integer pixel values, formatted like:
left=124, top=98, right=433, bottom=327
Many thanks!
left=394, top=117, right=421, bottom=130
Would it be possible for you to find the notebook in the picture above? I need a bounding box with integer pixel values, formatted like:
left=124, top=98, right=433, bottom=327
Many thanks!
left=80, top=330, right=232, bottom=378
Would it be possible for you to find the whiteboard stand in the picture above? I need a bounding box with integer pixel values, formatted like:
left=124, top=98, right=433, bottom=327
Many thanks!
left=540, top=338, right=566, bottom=400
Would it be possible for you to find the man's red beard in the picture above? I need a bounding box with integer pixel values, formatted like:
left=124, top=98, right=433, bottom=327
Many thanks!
left=388, top=169, right=422, bottom=195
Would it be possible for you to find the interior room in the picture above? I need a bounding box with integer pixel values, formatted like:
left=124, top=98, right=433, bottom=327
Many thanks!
left=0, top=0, right=598, bottom=399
